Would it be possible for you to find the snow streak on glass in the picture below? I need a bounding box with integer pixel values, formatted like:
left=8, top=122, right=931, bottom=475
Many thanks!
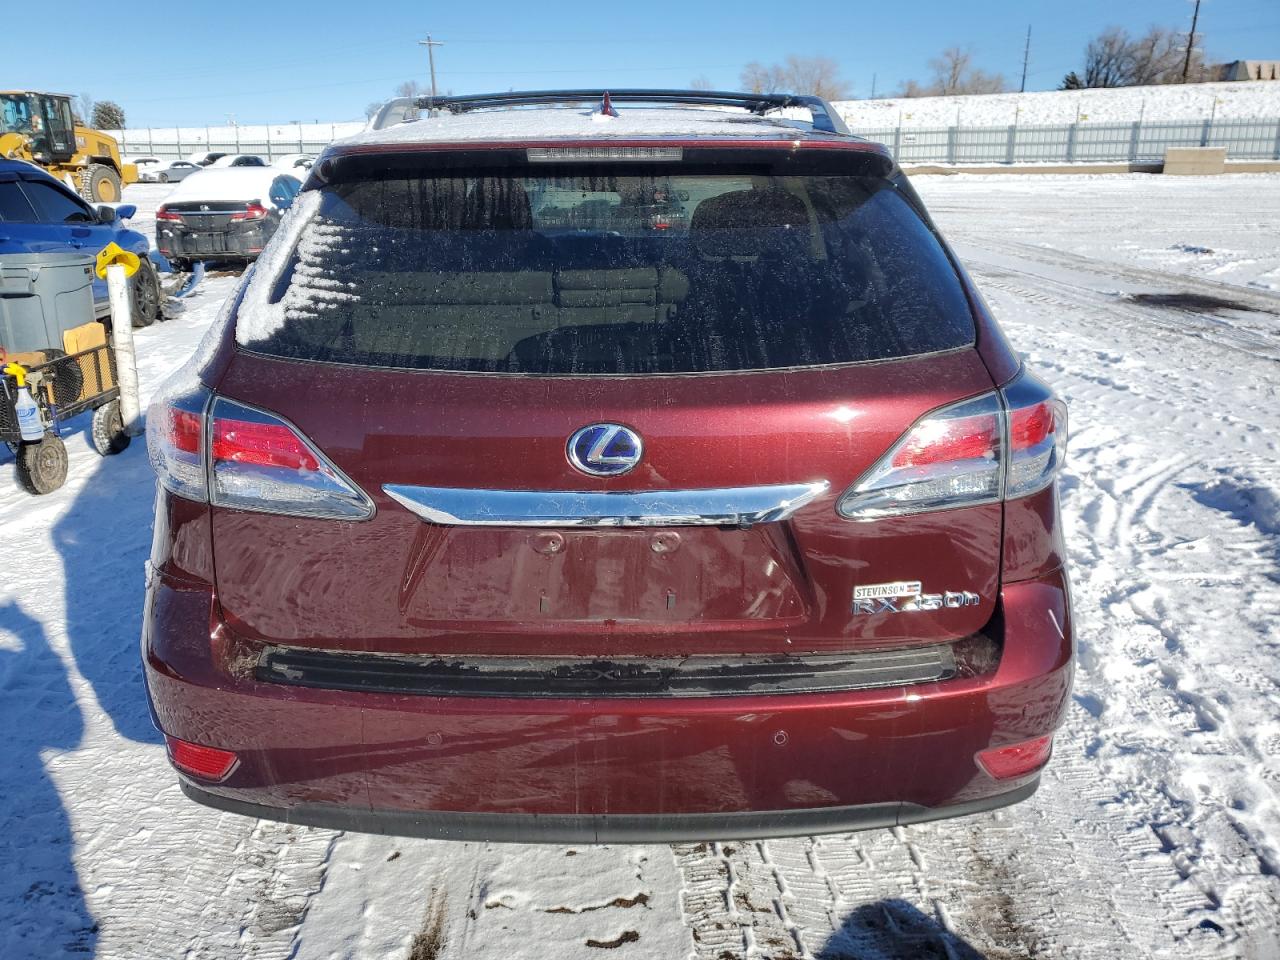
left=251, top=170, right=975, bottom=374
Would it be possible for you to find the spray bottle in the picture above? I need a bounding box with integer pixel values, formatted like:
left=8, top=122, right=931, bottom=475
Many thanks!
left=3, top=361, right=44, bottom=442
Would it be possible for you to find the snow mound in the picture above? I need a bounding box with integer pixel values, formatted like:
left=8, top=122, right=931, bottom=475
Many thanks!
left=834, top=80, right=1280, bottom=128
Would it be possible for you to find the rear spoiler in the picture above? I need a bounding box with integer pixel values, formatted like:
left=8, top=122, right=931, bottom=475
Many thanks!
left=313, top=139, right=896, bottom=186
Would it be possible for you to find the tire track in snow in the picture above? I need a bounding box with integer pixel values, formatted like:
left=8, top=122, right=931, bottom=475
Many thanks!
left=970, top=242, right=1280, bottom=954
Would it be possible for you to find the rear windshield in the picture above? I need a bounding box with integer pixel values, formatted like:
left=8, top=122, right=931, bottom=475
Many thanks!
left=250, top=169, right=975, bottom=374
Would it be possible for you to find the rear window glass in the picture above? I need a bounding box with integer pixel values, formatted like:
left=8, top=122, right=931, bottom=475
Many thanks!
left=249, top=170, right=974, bottom=374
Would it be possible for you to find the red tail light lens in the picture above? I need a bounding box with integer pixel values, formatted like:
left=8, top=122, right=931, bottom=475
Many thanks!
left=976, top=734, right=1053, bottom=780
left=212, top=419, right=319, bottom=472
left=838, top=393, right=1004, bottom=520
left=207, top=396, right=374, bottom=520
left=838, top=369, right=1066, bottom=521
left=1003, top=373, right=1068, bottom=499
left=155, top=205, right=182, bottom=222
left=146, top=386, right=210, bottom=501
left=230, top=202, right=268, bottom=222
left=165, top=735, right=239, bottom=781
left=889, top=409, right=1002, bottom=470
left=147, top=390, right=373, bottom=520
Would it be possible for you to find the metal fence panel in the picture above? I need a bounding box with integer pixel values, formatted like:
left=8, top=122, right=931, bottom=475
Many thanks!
left=849, top=117, right=1280, bottom=165
left=115, top=117, right=1280, bottom=167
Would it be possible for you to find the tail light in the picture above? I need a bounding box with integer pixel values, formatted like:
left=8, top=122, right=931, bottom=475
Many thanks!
left=146, top=388, right=374, bottom=521
left=155, top=205, right=181, bottom=222
left=838, top=369, right=1066, bottom=520
left=230, top=202, right=268, bottom=222
left=1002, top=372, right=1068, bottom=499
left=976, top=734, right=1053, bottom=780
left=147, top=386, right=209, bottom=502
left=166, top=735, right=239, bottom=781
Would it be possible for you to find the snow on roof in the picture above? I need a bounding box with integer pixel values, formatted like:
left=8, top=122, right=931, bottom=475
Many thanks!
left=337, top=105, right=829, bottom=149
left=160, top=167, right=298, bottom=207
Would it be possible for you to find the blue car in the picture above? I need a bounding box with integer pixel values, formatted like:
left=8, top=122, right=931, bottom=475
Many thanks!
left=0, top=158, right=162, bottom=326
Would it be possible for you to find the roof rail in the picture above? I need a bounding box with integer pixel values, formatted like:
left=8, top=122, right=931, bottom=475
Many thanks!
left=407, top=89, right=851, bottom=135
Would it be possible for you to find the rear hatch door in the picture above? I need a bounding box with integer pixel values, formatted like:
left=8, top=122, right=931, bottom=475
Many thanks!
left=208, top=154, right=1002, bottom=658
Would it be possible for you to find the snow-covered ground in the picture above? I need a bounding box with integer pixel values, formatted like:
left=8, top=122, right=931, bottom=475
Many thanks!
left=834, top=80, right=1280, bottom=128
left=3, top=175, right=1280, bottom=959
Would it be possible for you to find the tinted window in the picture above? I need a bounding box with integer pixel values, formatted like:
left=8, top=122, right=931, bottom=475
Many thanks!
left=251, top=171, right=975, bottom=375
left=22, top=181, right=93, bottom=223
left=0, top=181, right=38, bottom=221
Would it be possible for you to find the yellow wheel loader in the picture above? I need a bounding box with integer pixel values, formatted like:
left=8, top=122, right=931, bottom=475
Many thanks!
left=0, top=91, right=137, bottom=202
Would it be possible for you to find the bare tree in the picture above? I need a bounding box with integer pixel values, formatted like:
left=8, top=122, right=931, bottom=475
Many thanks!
left=895, top=79, right=932, bottom=99
left=894, top=47, right=1007, bottom=97
left=740, top=61, right=787, bottom=95
left=782, top=55, right=850, bottom=100
left=689, top=75, right=714, bottom=91
left=928, top=47, right=1007, bottom=95
left=1081, top=26, right=1204, bottom=87
left=395, top=80, right=425, bottom=99
left=929, top=47, right=972, bottom=95
left=1129, top=26, right=1200, bottom=84
left=76, top=93, right=94, bottom=125
left=740, top=56, right=849, bottom=100
left=1084, top=28, right=1135, bottom=87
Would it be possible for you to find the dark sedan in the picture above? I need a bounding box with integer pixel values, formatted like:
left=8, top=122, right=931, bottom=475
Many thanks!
left=154, top=168, right=300, bottom=270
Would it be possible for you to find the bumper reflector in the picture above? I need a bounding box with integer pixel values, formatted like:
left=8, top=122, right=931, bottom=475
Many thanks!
left=976, top=734, right=1053, bottom=780
left=165, top=735, right=239, bottom=782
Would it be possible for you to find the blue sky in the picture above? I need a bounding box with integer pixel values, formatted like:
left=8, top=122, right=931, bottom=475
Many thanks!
left=10, top=0, right=1279, bottom=126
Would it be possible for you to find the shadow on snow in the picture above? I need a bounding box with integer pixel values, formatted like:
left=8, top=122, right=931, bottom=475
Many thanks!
left=819, top=898, right=989, bottom=959
left=0, top=600, right=98, bottom=957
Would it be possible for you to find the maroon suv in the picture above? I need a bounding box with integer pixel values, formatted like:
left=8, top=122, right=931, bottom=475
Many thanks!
left=143, top=90, right=1072, bottom=842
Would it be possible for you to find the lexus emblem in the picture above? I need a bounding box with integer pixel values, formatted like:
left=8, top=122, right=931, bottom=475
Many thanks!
left=567, top=423, right=643, bottom=477
left=200, top=204, right=209, bottom=211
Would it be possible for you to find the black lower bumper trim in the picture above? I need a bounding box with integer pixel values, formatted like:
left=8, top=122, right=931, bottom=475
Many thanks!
left=256, top=645, right=957, bottom=698
left=181, top=778, right=1039, bottom=844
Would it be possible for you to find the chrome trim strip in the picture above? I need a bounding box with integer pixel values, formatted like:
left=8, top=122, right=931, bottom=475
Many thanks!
left=382, top=481, right=829, bottom=527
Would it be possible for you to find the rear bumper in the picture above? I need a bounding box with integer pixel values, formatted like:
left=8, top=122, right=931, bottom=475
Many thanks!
left=143, top=567, right=1073, bottom=841
left=181, top=778, right=1040, bottom=843
left=155, top=220, right=270, bottom=261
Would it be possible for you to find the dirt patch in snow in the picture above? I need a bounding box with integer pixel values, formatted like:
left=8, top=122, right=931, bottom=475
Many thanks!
left=407, top=888, right=448, bottom=960
left=1125, top=291, right=1256, bottom=314
left=546, top=893, right=650, bottom=914
left=584, top=930, right=640, bottom=949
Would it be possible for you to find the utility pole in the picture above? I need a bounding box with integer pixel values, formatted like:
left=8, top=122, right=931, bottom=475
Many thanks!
left=418, top=34, right=444, bottom=101
left=870, top=73, right=877, bottom=99
left=1020, top=25, right=1032, bottom=93
left=1182, top=0, right=1201, bottom=83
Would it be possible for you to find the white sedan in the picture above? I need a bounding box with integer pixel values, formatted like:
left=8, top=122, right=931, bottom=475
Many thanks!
left=272, top=153, right=315, bottom=176
left=153, top=160, right=202, bottom=183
